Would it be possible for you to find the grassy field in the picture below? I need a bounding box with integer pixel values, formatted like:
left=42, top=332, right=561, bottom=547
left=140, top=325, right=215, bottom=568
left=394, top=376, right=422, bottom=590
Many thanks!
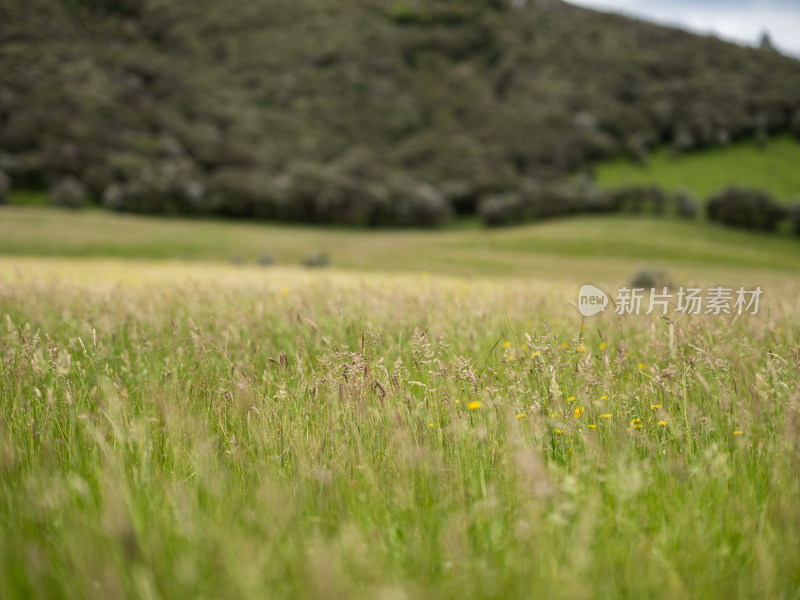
left=594, top=135, right=800, bottom=201
left=1, top=258, right=799, bottom=599
left=2, top=206, right=800, bottom=282
left=2, top=207, right=800, bottom=598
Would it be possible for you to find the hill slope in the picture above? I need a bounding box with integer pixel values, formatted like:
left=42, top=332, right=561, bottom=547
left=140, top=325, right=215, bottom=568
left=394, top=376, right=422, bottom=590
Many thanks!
left=2, top=0, right=800, bottom=223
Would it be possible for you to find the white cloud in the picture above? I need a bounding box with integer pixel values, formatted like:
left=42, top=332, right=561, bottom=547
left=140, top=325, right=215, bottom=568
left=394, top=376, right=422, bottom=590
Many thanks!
left=566, top=0, right=800, bottom=55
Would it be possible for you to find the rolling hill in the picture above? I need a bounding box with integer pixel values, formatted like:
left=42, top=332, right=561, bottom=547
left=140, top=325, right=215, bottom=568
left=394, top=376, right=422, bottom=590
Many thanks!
left=2, top=0, right=800, bottom=224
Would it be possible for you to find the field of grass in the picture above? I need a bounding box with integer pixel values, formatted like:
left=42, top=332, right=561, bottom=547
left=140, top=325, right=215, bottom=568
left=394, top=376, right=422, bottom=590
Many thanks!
left=1, top=257, right=799, bottom=598
left=594, top=135, right=800, bottom=201
left=2, top=206, right=800, bottom=283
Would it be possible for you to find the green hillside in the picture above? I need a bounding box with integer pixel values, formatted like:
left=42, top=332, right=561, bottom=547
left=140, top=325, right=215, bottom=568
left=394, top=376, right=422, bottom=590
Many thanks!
left=2, top=0, right=800, bottom=224
left=595, top=135, right=800, bottom=201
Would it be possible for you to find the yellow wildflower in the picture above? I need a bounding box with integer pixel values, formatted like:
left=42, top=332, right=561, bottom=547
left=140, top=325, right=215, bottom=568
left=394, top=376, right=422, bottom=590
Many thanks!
left=531, top=351, right=540, bottom=358
left=429, top=423, right=434, bottom=428
left=651, top=405, right=662, bottom=410
left=562, top=342, right=570, bottom=349
left=467, top=401, right=481, bottom=411
left=600, top=413, right=611, bottom=419
left=638, top=363, right=645, bottom=370
left=555, top=429, right=563, bottom=435
left=503, top=341, right=512, bottom=349
left=568, top=396, right=576, bottom=402
left=658, top=421, right=667, bottom=426
left=599, top=343, right=607, bottom=350
left=574, top=407, right=584, bottom=418
left=516, top=413, right=527, bottom=419
left=588, top=424, right=597, bottom=429
left=733, top=430, right=743, bottom=435
left=600, top=395, right=608, bottom=400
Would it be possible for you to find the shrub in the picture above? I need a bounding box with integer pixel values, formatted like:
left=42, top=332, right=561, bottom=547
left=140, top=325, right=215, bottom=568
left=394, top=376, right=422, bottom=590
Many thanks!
left=674, top=189, right=699, bottom=219
left=103, top=161, right=206, bottom=215
left=706, top=186, right=787, bottom=231
left=50, top=177, right=86, bottom=209
left=630, top=268, right=672, bottom=289
left=0, top=171, right=9, bottom=204
left=302, top=253, right=330, bottom=268
left=478, top=179, right=613, bottom=227
left=377, top=180, right=453, bottom=228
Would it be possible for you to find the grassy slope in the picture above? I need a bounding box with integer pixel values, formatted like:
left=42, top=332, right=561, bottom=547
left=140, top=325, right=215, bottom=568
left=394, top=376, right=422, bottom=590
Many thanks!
left=1, top=262, right=799, bottom=599
left=594, top=135, right=800, bottom=201
left=1, top=206, right=799, bottom=284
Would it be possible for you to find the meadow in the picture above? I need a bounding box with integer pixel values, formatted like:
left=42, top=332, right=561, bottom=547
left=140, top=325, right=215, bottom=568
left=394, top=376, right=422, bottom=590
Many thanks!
left=1, top=206, right=800, bottom=598
left=594, top=135, right=800, bottom=202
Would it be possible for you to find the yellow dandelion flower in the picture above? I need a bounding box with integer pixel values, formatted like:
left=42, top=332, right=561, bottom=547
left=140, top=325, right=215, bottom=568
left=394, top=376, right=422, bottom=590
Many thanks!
left=279, top=284, right=290, bottom=295
left=568, top=396, right=576, bottom=402
left=658, top=420, right=667, bottom=426
left=599, top=343, right=607, bottom=350
left=429, top=423, right=434, bottom=428
left=588, top=424, right=597, bottom=429
left=651, top=404, right=662, bottom=410
left=638, top=363, right=645, bottom=370
left=467, top=401, right=481, bottom=411
left=600, top=395, right=608, bottom=400
left=631, top=418, right=641, bottom=424
left=634, top=424, right=642, bottom=429
left=503, top=341, right=512, bottom=349
left=600, top=413, right=611, bottom=419
left=574, top=407, right=584, bottom=418
left=733, top=430, right=743, bottom=435
left=516, top=413, right=527, bottom=419
left=555, top=429, right=563, bottom=435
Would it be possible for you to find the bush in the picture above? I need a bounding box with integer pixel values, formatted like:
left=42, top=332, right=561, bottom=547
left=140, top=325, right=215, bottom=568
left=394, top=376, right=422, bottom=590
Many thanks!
left=674, top=189, right=699, bottom=219
left=103, top=161, right=206, bottom=215
left=375, top=179, right=453, bottom=228
left=706, top=186, right=787, bottom=231
left=50, top=177, right=86, bottom=209
left=630, top=268, right=672, bottom=289
left=0, top=171, right=9, bottom=204
left=478, top=179, right=613, bottom=227
left=301, top=253, right=330, bottom=268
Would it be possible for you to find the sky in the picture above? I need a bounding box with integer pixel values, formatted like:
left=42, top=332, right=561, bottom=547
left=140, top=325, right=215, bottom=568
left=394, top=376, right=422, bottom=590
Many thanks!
left=566, top=0, right=800, bottom=56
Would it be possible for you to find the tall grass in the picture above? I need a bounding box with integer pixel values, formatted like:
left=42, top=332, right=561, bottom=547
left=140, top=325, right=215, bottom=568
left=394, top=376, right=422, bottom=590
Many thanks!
left=1, top=265, right=799, bottom=598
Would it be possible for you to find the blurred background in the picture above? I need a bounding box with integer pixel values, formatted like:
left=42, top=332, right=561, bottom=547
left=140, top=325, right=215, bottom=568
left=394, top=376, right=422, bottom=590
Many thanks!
left=0, top=0, right=798, bottom=277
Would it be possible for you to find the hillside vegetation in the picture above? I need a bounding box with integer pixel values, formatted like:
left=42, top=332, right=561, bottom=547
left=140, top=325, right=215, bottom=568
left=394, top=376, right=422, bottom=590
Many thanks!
left=2, top=0, right=800, bottom=223
left=595, top=135, right=800, bottom=201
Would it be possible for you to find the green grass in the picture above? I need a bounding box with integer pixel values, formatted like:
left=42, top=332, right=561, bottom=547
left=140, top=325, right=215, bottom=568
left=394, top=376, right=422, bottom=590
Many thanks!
left=1, top=261, right=799, bottom=598
left=2, top=206, right=799, bottom=282
left=594, top=135, right=800, bottom=201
